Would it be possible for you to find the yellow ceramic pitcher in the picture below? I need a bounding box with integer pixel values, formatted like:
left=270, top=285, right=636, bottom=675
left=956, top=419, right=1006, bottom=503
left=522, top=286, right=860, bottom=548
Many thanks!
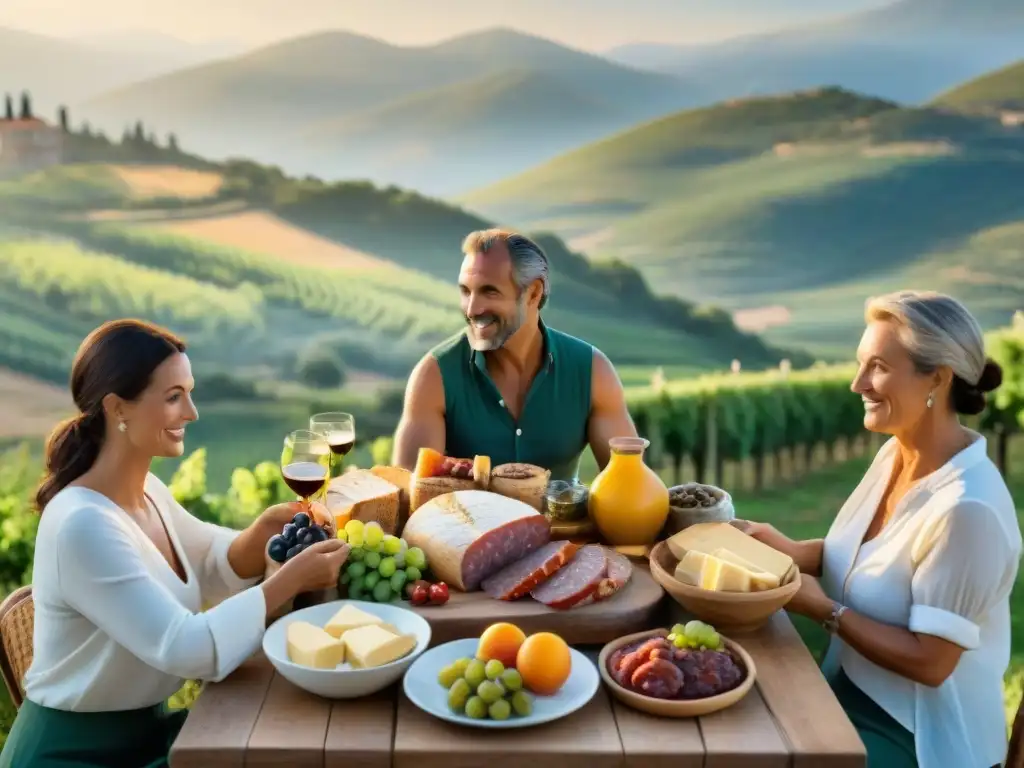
left=588, top=437, right=669, bottom=546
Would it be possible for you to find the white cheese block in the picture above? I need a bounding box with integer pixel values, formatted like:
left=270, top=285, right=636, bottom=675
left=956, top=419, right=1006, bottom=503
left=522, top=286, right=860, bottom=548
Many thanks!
left=673, top=547, right=781, bottom=593
left=342, top=624, right=417, bottom=668
left=667, top=522, right=794, bottom=581
left=674, top=549, right=711, bottom=586
left=709, top=547, right=781, bottom=590
left=286, top=621, right=347, bottom=669
left=326, top=469, right=400, bottom=534
left=402, top=490, right=551, bottom=591
left=700, top=556, right=753, bottom=592
left=324, top=604, right=389, bottom=639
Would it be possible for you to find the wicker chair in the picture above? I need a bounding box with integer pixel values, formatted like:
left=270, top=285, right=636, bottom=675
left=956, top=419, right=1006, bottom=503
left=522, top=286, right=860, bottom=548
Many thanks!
left=0, top=585, right=34, bottom=709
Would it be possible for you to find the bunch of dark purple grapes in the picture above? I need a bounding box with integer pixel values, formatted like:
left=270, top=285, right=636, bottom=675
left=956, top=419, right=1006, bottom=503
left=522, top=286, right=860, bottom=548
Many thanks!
left=268, top=510, right=329, bottom=563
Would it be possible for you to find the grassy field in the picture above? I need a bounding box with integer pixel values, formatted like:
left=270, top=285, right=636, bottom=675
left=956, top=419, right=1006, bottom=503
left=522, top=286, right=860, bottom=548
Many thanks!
left=0, top=156, right=792, bottom=397
left=461, top=90, right=1024, bottom=360
left=934, top=58, right=1024, bottom=110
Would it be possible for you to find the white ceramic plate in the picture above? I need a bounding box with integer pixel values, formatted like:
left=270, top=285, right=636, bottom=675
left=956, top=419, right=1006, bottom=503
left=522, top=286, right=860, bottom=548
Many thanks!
left=403, top=638, right=600, bottom=728
left=263, top=600, right=431, bottom=699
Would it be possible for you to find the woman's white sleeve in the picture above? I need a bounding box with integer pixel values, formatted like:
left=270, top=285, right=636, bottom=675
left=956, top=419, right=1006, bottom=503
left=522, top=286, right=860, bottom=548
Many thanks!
left=909, top=500, right=1015, bottom=650
left=57, top=505, right=266, bottom=682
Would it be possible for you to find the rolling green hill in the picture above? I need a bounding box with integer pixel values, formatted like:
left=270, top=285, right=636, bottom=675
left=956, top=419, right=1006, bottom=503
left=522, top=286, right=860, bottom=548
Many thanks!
left=461, top=86, right=1024, bottom=358
left=79, top=28, right=702, bottom=195
left=0, top=137, right=796, bottom=407
left=934, top=59, right=1024, bottom=110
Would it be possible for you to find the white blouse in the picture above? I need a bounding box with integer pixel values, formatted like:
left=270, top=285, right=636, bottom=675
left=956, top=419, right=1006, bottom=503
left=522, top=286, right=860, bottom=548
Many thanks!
left=23, top=473, right=267, bottom=712
left=821, top=435, right=1021, bottom=768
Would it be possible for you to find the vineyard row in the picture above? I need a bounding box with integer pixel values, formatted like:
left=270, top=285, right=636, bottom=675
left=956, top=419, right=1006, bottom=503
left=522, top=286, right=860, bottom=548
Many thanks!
left=625, top=324, right=1024, bottom=485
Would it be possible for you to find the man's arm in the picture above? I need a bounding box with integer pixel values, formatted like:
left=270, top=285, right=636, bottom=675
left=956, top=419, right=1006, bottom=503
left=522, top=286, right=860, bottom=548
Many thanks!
left=587, top=348, right=638, bottom=470
left=391, top=354, right=447, bottom=470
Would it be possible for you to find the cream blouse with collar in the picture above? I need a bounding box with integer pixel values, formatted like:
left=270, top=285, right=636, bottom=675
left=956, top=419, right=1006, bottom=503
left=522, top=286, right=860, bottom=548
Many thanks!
left=821, top=434, right=1020, bottom=768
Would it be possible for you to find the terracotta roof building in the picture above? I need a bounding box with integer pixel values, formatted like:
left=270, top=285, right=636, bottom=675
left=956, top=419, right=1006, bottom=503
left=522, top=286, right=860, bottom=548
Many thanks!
left=0, top=93, right=64, bottom=175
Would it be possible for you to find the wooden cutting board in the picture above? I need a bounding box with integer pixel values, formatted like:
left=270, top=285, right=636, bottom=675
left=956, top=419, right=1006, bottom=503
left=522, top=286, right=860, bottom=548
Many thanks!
left=406, top=563, right=666, bottom=646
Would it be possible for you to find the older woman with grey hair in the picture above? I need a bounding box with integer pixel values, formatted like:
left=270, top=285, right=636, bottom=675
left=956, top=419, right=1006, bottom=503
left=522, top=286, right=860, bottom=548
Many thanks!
left=737, top=291, right=1019, bottom=768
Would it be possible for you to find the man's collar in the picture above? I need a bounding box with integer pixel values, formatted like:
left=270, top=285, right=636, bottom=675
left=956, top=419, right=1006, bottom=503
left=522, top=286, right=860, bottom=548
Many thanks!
left=470, top=319, right=555, bottom=372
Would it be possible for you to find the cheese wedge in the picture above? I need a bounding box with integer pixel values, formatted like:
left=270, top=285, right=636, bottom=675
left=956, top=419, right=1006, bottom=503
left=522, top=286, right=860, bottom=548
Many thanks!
left=700, top=556, right=753, bottom=592
left=326, top=470, right=401, bottom=534
left=286, top=621, right=347, bottom=669
left=674, top=549, right=711, bottom=586
left=667, top=522, right=794, bottom=581
left=324, top=604, right=391, bottom=639
left=342, top=624, right=417, bottom=668
left=710, top=547, right=781, bottom=590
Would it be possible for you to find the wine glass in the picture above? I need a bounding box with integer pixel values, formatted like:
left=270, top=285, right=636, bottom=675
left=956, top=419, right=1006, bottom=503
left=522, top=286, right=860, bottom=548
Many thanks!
left=281, top=430, right=330, bottom=508
left=309, top=412, right=355, bottom=478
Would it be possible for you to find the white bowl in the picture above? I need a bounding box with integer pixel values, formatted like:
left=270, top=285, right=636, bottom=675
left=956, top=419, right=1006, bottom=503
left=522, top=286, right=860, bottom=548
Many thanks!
left=263, top=600, right=432, bottom=699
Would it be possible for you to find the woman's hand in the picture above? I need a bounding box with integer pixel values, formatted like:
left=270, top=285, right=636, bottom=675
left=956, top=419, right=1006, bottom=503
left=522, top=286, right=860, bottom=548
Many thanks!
left=730, top=519, right=824, bottom=576
left=261, top=539, right=351, bottom=615
left=255, top=501, right=307, bottom=532
left=784, top=573, right=833, bottom=622
left=227, top=501, right=308, bottom=580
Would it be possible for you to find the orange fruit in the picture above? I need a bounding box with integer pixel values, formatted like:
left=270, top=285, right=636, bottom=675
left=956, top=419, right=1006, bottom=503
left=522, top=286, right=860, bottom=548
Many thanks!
left=476, top=623, right=527, bottom=668
left=516, top=632, right=571, bottom=695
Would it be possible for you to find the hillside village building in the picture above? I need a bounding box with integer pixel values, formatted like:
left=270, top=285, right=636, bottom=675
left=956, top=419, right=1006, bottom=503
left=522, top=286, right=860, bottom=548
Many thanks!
left=0, top=93, right=63, bottom=175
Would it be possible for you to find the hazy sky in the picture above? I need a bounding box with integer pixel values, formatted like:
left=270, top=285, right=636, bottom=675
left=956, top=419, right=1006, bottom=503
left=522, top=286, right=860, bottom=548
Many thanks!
left=1, top=0, right=892, bottom=50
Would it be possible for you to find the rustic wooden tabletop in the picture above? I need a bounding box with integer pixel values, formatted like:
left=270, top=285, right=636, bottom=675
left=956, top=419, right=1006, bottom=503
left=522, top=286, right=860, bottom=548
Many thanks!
left=169, top=607, right=866, bottom=768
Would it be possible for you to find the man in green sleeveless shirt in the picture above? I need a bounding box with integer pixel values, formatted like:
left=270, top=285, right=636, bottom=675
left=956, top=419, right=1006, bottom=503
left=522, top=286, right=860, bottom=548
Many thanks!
left=392, top=228, right=637, bottom=482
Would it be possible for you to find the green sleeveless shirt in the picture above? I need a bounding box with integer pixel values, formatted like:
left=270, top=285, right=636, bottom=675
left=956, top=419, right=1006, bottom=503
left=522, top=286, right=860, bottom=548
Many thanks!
left=431, top=321, right=593, bottom=483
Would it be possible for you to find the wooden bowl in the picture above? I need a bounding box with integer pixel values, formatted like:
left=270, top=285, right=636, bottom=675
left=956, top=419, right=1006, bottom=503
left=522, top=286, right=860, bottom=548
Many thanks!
left=598, top=628, right=756, bottom=718
left=648, top=540, right=801, bottom=634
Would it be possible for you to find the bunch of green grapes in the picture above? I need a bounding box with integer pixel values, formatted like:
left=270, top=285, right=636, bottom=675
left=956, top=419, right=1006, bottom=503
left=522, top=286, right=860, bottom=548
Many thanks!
left=667, top=620, right=723, bottom=651
left=338, top=519, right=428, bottom=603
left=437, top=657, right=534, bottom=721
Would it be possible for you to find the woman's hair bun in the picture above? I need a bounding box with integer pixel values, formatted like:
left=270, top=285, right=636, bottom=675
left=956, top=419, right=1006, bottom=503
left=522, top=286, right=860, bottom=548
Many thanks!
left=977, top=359, right=1003, bottom=393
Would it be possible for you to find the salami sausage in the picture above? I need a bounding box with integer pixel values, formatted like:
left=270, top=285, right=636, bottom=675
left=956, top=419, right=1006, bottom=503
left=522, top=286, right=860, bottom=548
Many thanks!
left=575, top=549, right=633, bottom=606
left=481, top=541, right=579, bottom=600
left=631, top=659, right=685, bottom=699
left=530, top=544, right=608, bottom=610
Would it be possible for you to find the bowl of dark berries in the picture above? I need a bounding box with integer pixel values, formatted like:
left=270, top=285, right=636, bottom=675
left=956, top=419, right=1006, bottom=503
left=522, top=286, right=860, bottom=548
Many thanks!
left=265, top=501, right=340, bottom=619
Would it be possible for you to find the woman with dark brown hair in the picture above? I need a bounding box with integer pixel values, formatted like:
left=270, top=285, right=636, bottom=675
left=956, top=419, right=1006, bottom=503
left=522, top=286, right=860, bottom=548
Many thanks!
left=0, top=319, right=350, bottom=768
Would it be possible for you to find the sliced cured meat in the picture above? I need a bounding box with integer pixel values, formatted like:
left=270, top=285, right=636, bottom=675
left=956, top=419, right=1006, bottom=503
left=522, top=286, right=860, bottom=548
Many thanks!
left=401, top=490, right=550, bottom=591
left=530, top=544, right=608, bottom=610
left=575, top=549, right=633, bottom=607
left=482, top=541, right=578, bottom=601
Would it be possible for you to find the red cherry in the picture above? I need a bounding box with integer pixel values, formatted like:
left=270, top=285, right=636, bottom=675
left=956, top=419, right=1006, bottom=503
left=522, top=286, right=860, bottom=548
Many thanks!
left=429, top=582, right=450, bottom=605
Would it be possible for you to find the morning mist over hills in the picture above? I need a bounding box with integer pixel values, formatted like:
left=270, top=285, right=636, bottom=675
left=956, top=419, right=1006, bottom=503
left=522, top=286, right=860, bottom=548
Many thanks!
left=3, top=0, right=1019, bottom=195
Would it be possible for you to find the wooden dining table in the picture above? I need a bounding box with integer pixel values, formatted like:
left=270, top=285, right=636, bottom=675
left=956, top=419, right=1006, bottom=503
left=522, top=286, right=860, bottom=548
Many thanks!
left=169, top=592, right=867, bottom=768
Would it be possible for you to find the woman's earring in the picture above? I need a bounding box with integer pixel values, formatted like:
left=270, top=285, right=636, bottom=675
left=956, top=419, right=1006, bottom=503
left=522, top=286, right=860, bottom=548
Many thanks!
left=926, top=392, right=934, bottom=409
left=118, top=420, right=127, bottom=433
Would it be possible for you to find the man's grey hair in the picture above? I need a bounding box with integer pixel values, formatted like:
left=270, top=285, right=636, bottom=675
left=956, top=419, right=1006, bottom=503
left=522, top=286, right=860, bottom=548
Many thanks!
left=461, top=228, right=550, bottom=309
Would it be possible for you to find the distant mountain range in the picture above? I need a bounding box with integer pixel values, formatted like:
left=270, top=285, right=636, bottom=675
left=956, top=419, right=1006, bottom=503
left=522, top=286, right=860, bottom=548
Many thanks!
left=606, top=0, right=1024, bottom=104
left=461, top=74, right=1024, bottom=358
left=75, top=28, right=703, bottom=195
left=0, top=27, right=238, bottom=119
left=4, top=0, right=1021, bottom=196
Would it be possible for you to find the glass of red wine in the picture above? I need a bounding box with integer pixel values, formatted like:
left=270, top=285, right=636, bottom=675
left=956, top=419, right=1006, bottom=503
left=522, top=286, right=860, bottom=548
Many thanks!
left=281, top=430, right=330, bottom=508
left=309, top=412, right=355, bottom=478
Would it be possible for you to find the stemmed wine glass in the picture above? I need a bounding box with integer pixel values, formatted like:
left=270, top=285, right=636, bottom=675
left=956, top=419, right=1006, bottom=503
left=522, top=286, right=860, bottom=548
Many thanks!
left=309, top=412, right=355, bottom=478
left=281, top=429, right=330, bottom=509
